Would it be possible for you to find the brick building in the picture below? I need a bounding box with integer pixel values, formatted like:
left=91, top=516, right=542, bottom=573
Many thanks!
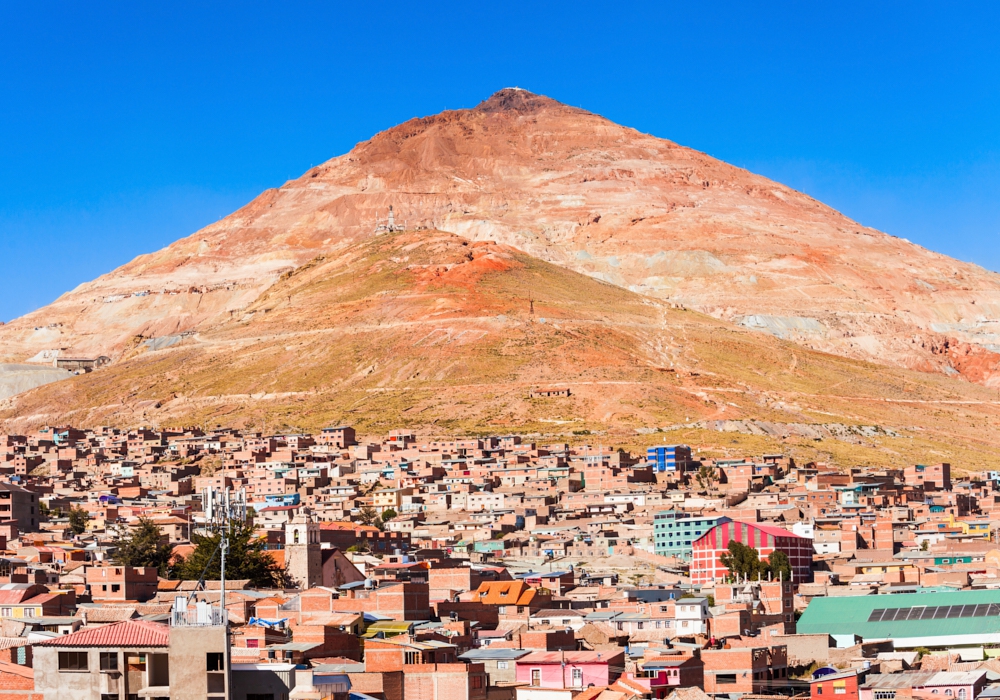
left=85, top=566, right=158, bottom=602
left=701, top=645, right=788, bottom=695
left=0, top=484, right=38, bottom=532
left=690, top=521, right=812, bottom=584
left=810, top=668, right=869, bottom=700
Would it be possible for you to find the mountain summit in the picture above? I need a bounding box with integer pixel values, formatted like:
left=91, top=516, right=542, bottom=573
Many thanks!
left=1, top=90, right=998, bottom=400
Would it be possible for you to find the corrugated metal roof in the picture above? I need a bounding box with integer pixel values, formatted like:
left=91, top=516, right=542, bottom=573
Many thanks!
left=520, top=651, right=624, bottom=664
left=366, top=621, right=414, bottom=631
left=798, top=590, right=1000, bottom=639
left=459, top=649, right=532, bottom=660
left=37, top=619, right=169, bottom=647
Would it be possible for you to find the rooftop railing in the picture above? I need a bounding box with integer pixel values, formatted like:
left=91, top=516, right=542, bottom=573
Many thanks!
left=171, top=604, right=227, bottom=627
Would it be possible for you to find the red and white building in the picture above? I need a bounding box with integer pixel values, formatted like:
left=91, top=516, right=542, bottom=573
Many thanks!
left=690, top=521, right=812, bottom=584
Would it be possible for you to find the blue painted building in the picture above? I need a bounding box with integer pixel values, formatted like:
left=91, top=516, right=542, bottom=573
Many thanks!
left=264, top=493, right=301, bottom=507
left=646, top=444, right=692, bottom=473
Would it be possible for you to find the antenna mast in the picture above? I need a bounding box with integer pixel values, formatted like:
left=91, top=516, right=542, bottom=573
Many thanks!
left=202, top=486, right=248, bottom=615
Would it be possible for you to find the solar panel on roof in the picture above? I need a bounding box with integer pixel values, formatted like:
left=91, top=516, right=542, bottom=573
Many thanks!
left=864, top=603, right=1000, bottom=623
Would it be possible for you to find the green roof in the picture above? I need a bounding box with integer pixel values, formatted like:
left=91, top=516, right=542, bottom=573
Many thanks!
left=798, top=590, right=1000, bottom=640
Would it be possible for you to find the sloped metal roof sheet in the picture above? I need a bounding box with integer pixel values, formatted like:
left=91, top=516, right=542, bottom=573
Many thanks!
left=36, top=619, right=169, bottom=647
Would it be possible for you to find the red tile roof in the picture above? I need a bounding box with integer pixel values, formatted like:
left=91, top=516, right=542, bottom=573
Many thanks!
left=37, top=619, right=169, bottom=647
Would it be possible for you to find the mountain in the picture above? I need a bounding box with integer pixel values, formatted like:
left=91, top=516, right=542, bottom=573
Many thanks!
left=2, top=89, right=998, bottom=388
left=3, top=229, right=999, bottom=470
left=0, top=88, right=998, bottom=464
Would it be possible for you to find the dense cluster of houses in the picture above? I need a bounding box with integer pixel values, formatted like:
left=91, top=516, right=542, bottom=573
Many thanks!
left=0, top=424, right=996, bottom=700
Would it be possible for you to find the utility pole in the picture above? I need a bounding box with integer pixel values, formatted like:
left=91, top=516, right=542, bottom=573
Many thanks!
left=201, top=486, right=247, bottom=700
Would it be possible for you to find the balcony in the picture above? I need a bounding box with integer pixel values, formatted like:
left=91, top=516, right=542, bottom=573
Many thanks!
left=171, top=601, right=227, bottom=627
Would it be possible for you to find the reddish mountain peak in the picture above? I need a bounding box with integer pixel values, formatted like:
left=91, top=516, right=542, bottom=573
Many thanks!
left=473, top=88, right=578, bottom=115
left=2, top=91, right=999, bottom=396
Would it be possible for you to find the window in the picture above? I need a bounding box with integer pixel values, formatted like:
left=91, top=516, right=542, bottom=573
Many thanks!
left=23, top=608, right=34, bottom=618
left=531, top=669, right=541, bottom=687
left=59, top=651, right=89, bottom=671
left=835, top=688, right=846, bottom=695
left=404, top=651, right=420, bottom=665
left=958, top=690, right=967, bottom=700
left=246, top=639, right=260, bottom=648
left=206, top=653, right=224, bottom=672
left=945, top=691, right=953, bottom=697
left=111, top=585, right=121, bottom=593
left=572, top=668, right=583, bottom=687
left=818, top=686, right=823, bottom=695
left=874, top=692, right=896, bottom=700
left=497, top=606, right=507, bottom=615
left=99, top=653, right=118, bottom=671
left=497, top=661, right=509, bottom=670
left=717, top=674, right=737, bottom=685
left=0, top=608, right=11, bottom=617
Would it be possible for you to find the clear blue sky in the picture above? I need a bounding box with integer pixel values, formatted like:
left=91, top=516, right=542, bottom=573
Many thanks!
left=2, top=1, right=999, bottom=321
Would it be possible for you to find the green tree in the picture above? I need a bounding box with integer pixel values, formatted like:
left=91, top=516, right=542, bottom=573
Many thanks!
left=721, top=541, right=794, bottom=581
left=112, top=517, right=174, bottom=576
left=695, top=465, right=717, bottom=492
left=68, top=506, right=89, bottom=535
left=920, top=539, right=929, bottom=551
left=357, top=505, right=382, bottom=529
left=766, top=550, right=793, bottom=581
left=174, top=519, right=287, bottom=588
left=720, top=540, right=764, bottom=580
left=380, top=508, right=398, bottom=522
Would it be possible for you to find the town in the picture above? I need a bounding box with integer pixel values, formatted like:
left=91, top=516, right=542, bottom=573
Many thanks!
left=0, top=424, right=994, bottom=700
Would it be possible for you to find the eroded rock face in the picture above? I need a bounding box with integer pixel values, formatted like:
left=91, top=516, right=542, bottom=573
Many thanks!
left=2, top=89, right=999, bottom=386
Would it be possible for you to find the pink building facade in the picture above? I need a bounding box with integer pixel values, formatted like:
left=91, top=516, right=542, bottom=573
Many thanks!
left=516, top=651, right=624, bottom=689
